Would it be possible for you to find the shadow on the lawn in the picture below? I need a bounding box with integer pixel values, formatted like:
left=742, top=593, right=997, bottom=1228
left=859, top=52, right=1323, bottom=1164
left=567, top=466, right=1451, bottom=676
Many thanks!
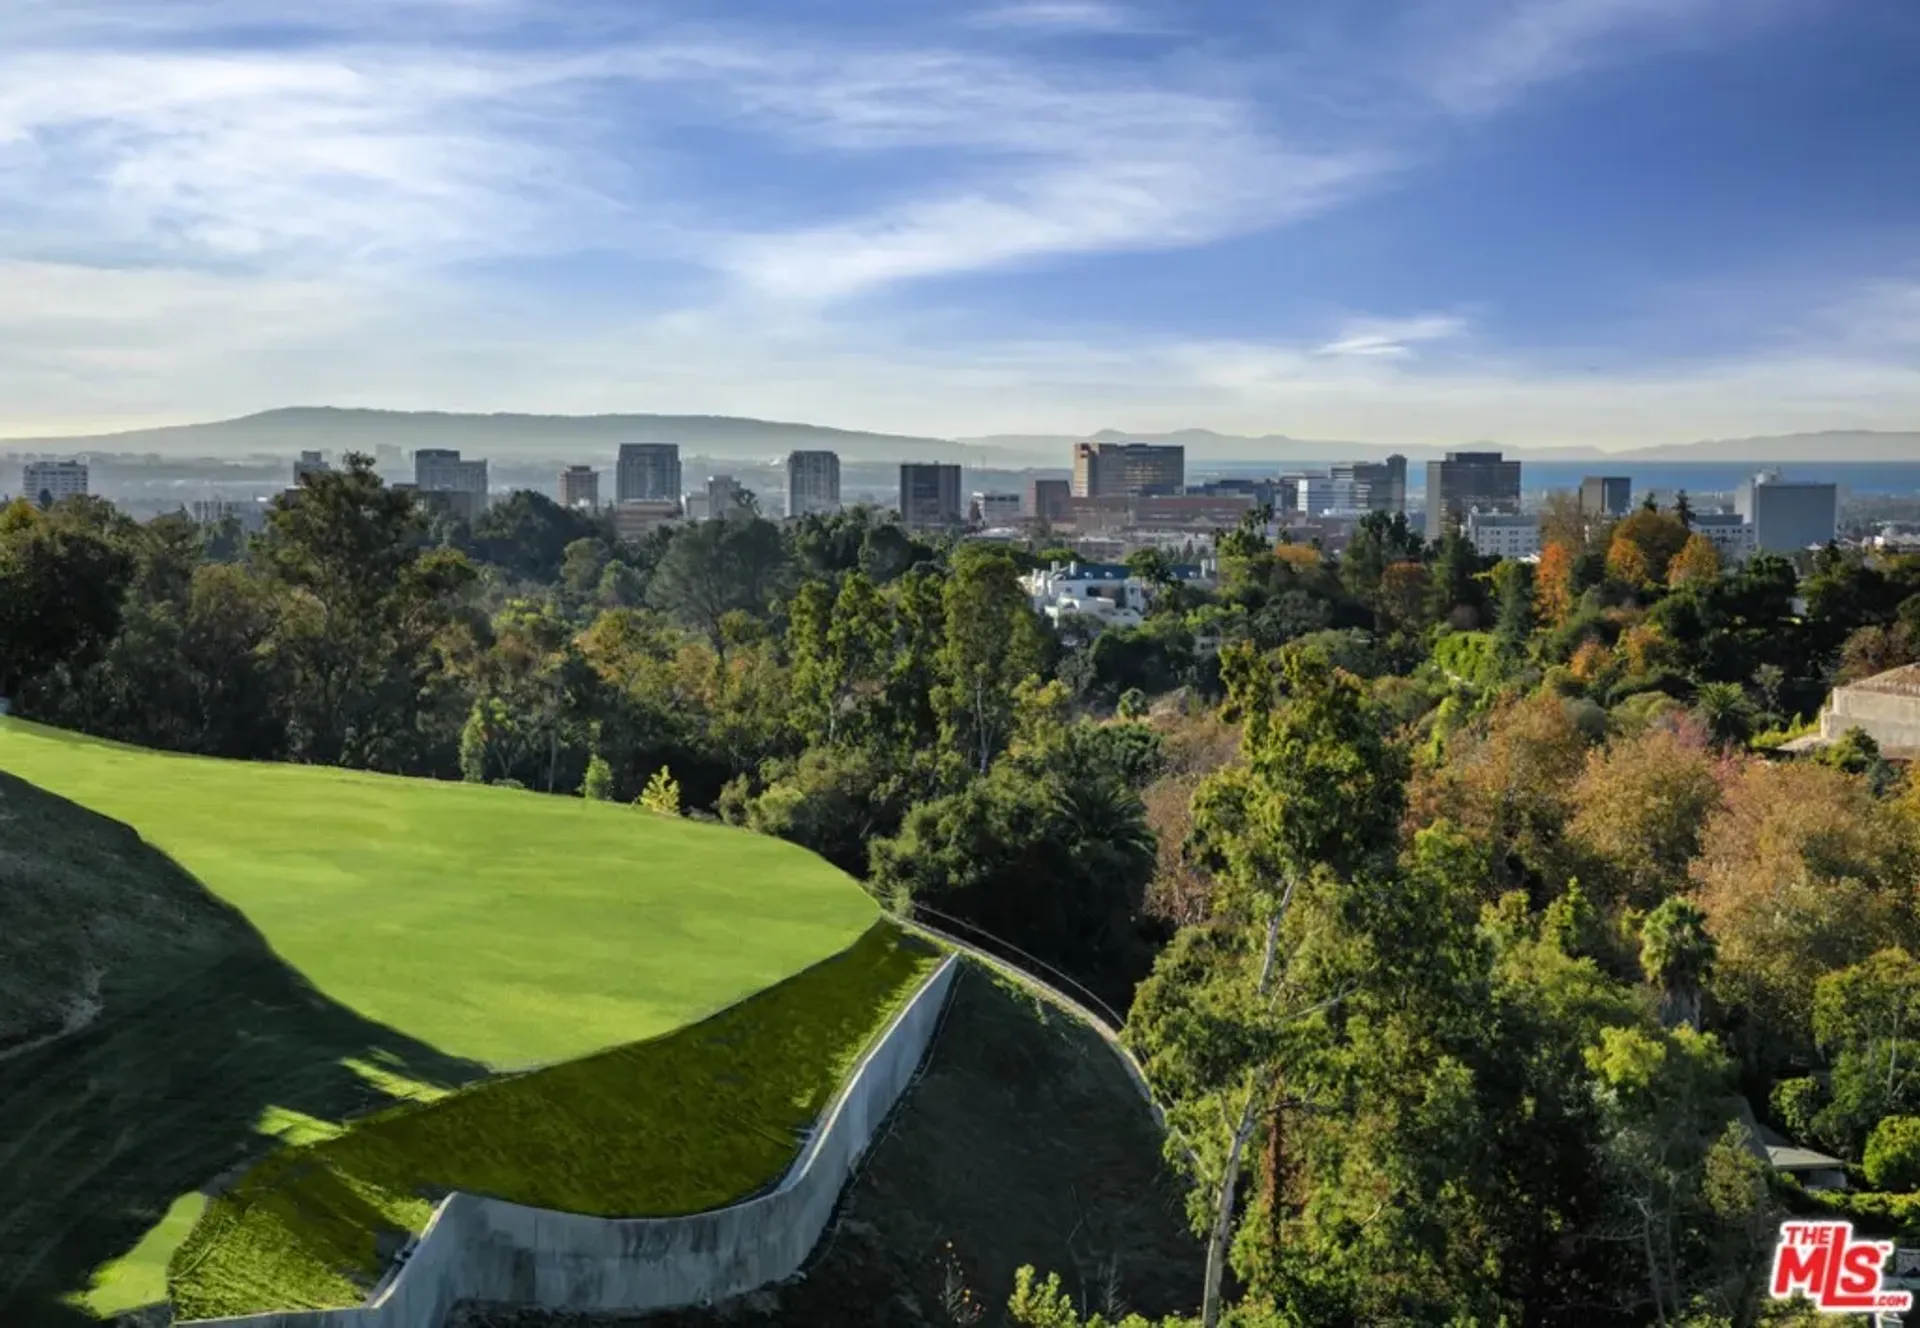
left=0, top=772, right=487, bottom=1327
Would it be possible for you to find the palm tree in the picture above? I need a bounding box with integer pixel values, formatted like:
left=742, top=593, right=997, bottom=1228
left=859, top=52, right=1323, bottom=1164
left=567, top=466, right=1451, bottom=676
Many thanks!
left=1052, top=776, right=1155, bottom=879
left=1641, top=898, right=1716, bottom=1030
left=1692, top=681, right=1753, bottom=750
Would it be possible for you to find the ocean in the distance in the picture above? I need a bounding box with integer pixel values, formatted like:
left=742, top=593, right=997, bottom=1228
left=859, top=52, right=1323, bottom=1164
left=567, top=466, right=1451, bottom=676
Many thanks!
left=1195, top=461, right=1920, bottom=500
left=1518, top=462, right=1920, bottom=500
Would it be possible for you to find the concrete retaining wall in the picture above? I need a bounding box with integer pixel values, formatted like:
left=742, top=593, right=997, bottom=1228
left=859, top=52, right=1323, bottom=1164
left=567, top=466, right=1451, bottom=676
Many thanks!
left=902, top=918, right=1163, bottom=1128
left=1823, top=688, right=1920, bottom=751
left=181, top=953, right=959, bottom=1328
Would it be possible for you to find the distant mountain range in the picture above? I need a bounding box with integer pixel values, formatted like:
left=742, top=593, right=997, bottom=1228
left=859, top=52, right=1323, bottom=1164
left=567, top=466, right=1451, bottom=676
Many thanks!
left=4, top=409, right=1916, bottom=467
left=0, top=407, right=967, bottom=465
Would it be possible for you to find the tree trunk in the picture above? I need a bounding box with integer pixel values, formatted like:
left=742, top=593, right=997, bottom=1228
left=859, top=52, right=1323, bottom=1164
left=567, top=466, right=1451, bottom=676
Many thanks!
left=1201, top=912, right=1283, bottom=1328
left=1640, top=1206, right=1668, bottom=1327
left=1203, top=1087, right=1264, bottom=1328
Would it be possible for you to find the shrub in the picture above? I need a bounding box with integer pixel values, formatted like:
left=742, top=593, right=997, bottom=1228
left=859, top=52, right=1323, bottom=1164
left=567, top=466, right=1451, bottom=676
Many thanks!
left=1865, top=1116, right=1920, bottom=1191
left=1772, top=1076, right=1823, bottom=1142
left=581, top=754, right=615, bottom=801
left=638, top=766, right=682, bottom=816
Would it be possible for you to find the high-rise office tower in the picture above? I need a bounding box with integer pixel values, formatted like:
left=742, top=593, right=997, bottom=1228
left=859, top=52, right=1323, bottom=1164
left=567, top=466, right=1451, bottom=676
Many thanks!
left=616, top=443, right=682, bottom=503
left=559, top=465, right=599, bottom=510
left=899, top=463, right=963, bottom=530
left=1736, top=470, right=1838, bottom=553
left=1425, top=451, right=1522, bottom=539
left=1330, top=455, right=1408, bottom=513
left=1579, top=476, right=1632, bottom=518
left=1071, top=442, right=1184, bottom=498
left=786, top=450, right=842, bottom=518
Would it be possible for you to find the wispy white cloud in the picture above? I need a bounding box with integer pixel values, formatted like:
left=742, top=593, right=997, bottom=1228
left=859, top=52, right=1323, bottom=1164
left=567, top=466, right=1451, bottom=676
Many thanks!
left=721, top=147, right=1382, bottom=301
left=965, top=1, right=1163, bottom=34
left=1409, top=0, right=1748, bottom=117
left=1315, top=314, right=1468, bottom=358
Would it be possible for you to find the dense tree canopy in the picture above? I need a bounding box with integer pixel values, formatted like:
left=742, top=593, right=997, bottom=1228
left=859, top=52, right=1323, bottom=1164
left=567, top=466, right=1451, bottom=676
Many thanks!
left=8, top=473, right=1920, bottom=1327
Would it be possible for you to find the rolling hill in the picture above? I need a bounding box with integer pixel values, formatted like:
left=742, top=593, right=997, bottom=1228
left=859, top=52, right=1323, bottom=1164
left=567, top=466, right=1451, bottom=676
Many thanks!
left=0, top=408, right=971, bottom=466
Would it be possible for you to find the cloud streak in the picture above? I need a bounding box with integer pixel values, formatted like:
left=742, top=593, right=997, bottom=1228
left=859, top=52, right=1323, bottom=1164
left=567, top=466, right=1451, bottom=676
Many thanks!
left=1409, top=0, right=1749, bottom=117
left=1315, top=314, right=1468, bottom=358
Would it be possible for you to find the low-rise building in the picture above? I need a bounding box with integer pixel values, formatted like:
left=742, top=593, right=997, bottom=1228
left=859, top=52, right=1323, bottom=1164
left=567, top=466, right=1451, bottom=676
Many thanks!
left=1021, top=559, right=1214, bottom=633
left=1691, top=511, right=1755, bottom=563
left=1464, top=510, right=1540, bottom=560
left=972, top=492, right=1022, bottom=526
left=22, top=459, right=88, bottom=506
left=612, top=499, right=682, bottom=541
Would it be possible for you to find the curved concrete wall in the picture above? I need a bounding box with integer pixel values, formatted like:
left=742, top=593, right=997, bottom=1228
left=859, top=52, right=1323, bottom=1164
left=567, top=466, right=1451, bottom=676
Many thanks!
left=181, top=954, right=959, bottom=1328
left=902, top=919, right=1164, bottom=1127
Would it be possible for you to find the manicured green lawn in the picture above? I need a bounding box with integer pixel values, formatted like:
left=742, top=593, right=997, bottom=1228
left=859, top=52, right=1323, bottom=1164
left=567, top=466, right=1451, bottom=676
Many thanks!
left=0, top=717, right=887, bottom=1323
left=170, top=923, right=942, bottom=1319
left=0, top=718, right=879, bottom=1067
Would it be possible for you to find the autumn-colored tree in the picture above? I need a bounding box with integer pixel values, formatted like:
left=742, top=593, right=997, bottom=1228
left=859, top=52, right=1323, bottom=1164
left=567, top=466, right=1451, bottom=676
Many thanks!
left=1609, top=508, right=1692, bottom=585
left=1606, top=531, right=1653, bottom=589
left=1271, top=542, right=1322, bottom=571
left=1567, top=722, right=1726, bottom=909
left=1569, top=639, right=1612, bottom=684
left=1405, top=688, right=1594, bottom=898
left=1618, top=622, right=1670, bottom=676
left=1535, top=541, right=1577, bottom=626
left=1666, top=533, right=1722, bottom=589
left=1378, top=559, right=1431, bottom=629
left=1693, top=760, right=1920, bottom=1068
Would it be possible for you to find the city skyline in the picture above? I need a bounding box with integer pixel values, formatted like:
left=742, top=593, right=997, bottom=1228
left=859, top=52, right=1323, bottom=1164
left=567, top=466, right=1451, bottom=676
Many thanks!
left=1, top=1, right=1915, bottom=445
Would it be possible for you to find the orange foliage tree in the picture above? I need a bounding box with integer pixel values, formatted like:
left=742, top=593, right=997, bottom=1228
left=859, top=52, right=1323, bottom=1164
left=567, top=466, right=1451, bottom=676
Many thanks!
left=1568, top=639, right=1612, bottom=684
left=1535, top=540, right=1577, bottom=626
left=1666, top=532, right=1722, bottom=589
left=1693, top=760, right=1920, bottom=1064
left=1605, top=532, right=1652, bottom=588
left=1566, top=721, right=1727, bottom=908
left=1610, top=508, right=1691, bottom=584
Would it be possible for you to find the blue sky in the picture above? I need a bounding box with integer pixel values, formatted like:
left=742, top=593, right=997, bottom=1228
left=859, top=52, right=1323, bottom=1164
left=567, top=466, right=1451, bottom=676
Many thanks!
left=1, top=0, right=1916, bottom=446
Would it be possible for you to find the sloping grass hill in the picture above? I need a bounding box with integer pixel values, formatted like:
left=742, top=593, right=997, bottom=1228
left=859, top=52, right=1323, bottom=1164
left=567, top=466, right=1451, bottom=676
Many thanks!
left=457, top=963, right=1206, bottom=1328
left=173, top=924, right=936, bottom=1319
left=0, top=718, right=888, bottom=1325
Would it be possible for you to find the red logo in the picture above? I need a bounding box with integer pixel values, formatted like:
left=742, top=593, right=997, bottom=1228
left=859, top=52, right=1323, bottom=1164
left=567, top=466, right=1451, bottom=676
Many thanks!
left=1771, top=1221, right=1914, bottom=1313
